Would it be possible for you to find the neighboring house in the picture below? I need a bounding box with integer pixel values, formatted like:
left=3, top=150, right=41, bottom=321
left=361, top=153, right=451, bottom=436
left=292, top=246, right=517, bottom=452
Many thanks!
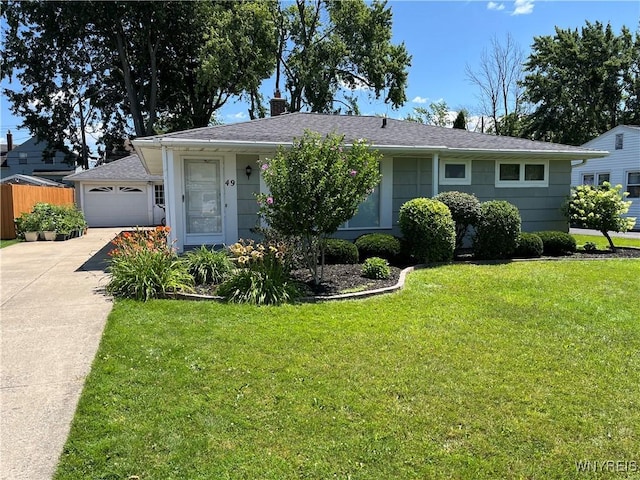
left=64, top=154, right=164, bottom=227
left=0, top=174, right=68, bottom=187
left=572, top=125, right=640, bottom=230
left=133, top=112, right=607, bottom=252
left=0, top=136, right=80, bottom=183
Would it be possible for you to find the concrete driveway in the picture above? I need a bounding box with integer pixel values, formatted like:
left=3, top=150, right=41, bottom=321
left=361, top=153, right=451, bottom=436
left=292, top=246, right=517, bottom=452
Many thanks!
left=0, top=228, right=122, bottom=480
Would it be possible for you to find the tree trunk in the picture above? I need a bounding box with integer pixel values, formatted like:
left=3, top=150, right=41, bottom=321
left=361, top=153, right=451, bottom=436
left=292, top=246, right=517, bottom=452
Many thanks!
left=602, top=230, right=616, bottom=251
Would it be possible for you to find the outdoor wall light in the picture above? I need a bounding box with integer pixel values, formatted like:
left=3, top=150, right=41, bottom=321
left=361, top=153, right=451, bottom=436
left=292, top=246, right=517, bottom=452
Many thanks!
left=245, top=165, right=253, bottom=179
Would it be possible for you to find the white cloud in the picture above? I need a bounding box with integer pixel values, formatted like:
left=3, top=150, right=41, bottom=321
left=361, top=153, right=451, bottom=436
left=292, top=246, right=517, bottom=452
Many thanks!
left=487, top=2, right=505, bottom=11
left=227, top=112, right=247, bottom=120
left=412, top=96, right=428, bottom=104
left=511, top=0, right=534, bottom=15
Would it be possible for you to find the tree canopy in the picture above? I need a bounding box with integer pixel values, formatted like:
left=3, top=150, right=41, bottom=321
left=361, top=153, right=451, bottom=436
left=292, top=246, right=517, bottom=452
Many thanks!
left=274, top=0, right=411, bottom=115
left=2, top=1, right=277, bottom=158
left=521, top=21, right=639, bottom=145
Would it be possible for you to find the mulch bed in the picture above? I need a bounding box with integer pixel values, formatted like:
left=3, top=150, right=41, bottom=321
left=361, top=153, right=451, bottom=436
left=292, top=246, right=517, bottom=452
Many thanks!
left=193, top=247, right=639, bottom=298
left=293, top=247, right=640, bottom=297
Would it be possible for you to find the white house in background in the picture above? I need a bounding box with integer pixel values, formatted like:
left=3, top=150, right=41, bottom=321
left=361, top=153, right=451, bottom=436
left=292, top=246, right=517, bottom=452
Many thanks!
left=573, top=125, right=640, bottom=230
left=64, top=154, right=165, bottom=227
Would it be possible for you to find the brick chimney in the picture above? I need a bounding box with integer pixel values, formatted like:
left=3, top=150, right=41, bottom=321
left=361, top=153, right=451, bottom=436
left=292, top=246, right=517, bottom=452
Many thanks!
left=6, top=131, right=13, bottom=151
left=269, top=89, right=287, bottom=117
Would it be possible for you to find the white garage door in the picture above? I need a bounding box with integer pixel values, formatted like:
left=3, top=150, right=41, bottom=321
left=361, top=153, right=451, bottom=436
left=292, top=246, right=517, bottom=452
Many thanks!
left=83, top=185, right=151, bottom=227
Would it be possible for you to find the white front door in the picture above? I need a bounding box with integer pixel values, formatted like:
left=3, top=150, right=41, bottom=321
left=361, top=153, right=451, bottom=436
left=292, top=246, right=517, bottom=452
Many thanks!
left=184, top=158, right=224, bottom=246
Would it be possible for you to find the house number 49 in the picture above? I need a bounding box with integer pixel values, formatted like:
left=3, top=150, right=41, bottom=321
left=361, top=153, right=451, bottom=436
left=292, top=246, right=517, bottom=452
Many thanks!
left=225, top=179, right=236, bottom=186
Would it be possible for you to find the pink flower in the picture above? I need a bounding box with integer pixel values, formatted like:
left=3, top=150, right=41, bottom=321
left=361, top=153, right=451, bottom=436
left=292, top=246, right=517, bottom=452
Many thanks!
left=261, top=163, right=269, bottom=170
left=266, top=196, right=274, bottom=205
left=349, top=169, right=357, bottom=177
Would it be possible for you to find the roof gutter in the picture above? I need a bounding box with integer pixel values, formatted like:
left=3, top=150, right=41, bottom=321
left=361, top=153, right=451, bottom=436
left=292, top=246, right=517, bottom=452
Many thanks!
left=133, top=137, right=609, bottom=159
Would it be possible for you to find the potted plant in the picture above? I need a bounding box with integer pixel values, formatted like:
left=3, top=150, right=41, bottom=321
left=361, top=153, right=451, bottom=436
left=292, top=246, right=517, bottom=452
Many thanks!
left=40, top=217, right=57, bottom=241
left=15, top=212, right=41, bottom=241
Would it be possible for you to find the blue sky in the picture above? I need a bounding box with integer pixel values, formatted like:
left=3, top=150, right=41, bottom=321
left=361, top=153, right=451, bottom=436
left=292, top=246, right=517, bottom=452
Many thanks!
left=1, top=0, right=638, bottom=152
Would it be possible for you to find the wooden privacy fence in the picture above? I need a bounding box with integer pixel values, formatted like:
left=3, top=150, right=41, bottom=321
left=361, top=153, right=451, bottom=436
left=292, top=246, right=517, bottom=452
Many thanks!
left=0, top=184, right=75, bottom=239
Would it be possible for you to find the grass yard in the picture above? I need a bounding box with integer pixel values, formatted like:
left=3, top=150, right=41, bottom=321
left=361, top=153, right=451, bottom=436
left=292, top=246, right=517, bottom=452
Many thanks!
left=56, top=260, right=640, bottom=479
left=0, top=239, right=20, bottom=248
left=572, top=233, right=640, bottom=249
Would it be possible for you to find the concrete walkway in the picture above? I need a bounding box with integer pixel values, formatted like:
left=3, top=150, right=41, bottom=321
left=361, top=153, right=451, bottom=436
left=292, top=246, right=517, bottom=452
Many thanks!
left=0, top=228, right=122, bottom=480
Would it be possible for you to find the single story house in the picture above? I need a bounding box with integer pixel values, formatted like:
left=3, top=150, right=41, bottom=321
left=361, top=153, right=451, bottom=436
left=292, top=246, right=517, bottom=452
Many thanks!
left=133, top=112, right=608, bottom=252
left=572, top=125, right=639, bottom=230
left=64, top=154, right=164, bottom=227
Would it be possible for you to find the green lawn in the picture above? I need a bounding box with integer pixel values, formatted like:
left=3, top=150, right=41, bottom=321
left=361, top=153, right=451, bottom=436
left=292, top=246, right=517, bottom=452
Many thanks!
left=56, top=260, right=640, bottom=479
left=572, top=232, right=640, bottom=249
left=0, top=239, right=20, bottom=248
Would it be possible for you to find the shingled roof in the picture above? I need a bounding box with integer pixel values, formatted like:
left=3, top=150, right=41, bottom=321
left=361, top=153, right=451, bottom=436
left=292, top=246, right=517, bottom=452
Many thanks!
left=64, top=154, right=163, bottom=182
left=140, top=112, right=606, bottom=154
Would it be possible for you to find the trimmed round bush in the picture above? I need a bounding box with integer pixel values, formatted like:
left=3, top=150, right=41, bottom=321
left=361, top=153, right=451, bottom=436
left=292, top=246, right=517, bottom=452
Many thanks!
left=361, top=256, right=391, bottom=279
left=514, top=232, right=543, bottom=258
left=398, top=198, right=455, bottom=263
left=354, top=233, right=401, bottom=263
left=473, top=200, right=521, bottom=259
left=534, top=231, right=577, bottom=256
left=434, top=191, right=482, bottom=250
left=323, top=238, right=359, bottom=264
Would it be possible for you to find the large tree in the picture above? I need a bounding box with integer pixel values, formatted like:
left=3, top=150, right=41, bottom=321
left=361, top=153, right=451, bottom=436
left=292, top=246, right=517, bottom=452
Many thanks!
left=1, top=1, right=277, bottom=158
left=521, top=21, right=639, bottom=145
left=270, top=0, right=411, bottom=115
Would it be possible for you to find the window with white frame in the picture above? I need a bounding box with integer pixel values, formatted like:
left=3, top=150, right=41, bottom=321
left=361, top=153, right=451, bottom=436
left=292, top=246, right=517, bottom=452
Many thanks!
left=627, top=171, right=640, bottom=198
left=19, top=153, right=27, bottom=164
left=582, top=172, right=610, bottom=186
left=343, top=187, right=381, bottom=228
left=496, top=160, right=548, bottom=187
left=582, top=173, right=595, bottom=185
left=597, top=172, right=610, bottom=185
left=339, top=159, right=392, bottom=229
left=439, top=159, right=471, bottom=185
left=615, top=133, right=624, bottom=150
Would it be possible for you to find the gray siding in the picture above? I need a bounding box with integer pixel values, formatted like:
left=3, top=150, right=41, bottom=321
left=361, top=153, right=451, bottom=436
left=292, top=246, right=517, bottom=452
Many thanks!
left=236, top=154, right=261, bottom=240
left=392, top=156, right=433, bottom=231
left=438, top=159, right=571, bottom=232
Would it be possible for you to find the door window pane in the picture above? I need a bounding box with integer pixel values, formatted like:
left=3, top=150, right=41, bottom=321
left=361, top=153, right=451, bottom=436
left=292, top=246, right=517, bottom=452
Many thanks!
left=185, top=160, right=222, bottom=234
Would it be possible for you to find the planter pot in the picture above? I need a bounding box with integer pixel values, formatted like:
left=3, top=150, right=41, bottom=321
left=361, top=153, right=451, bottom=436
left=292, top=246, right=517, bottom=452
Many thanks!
left=42, top=231, right=56, bottom=241
left=56, top=233, right=70, bottom=241
left=24, top=231, right=39, bottom=242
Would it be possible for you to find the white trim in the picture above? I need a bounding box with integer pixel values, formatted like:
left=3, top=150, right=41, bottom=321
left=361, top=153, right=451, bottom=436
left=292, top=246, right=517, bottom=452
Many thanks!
left=432, top=152, right=439, bottom=196
left=626, top=169, right=640, bottom=198
left=439, top=158, right=471, bottom=185
left=495, top=160, right=549, bottom=188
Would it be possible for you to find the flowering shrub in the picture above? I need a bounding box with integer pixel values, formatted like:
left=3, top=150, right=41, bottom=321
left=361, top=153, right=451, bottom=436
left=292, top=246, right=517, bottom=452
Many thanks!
left=106, top=227, right=193, bottom=301
left=563, top=182, right=635, bottom=251
left=256, top=131, right=381, bottom=284
left=217, top=239, right=299, bottom=305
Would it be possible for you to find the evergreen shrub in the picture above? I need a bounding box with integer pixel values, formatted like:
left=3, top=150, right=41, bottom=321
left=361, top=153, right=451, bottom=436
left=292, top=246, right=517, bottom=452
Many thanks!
left=323, top=238, right=359, bottom=264
left=473, top=200, right=521, bottom=259
left=354, top=233, right=401, bottom=263
left=534, top=231, right=577, bottom=256
left=398, top=198, right=455, bottom=263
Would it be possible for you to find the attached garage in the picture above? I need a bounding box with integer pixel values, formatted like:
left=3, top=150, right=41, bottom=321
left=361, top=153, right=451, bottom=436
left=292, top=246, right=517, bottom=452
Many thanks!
left=64, top=154, right=164, bottom=228
left=82, top=184, right=151, bottom=227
